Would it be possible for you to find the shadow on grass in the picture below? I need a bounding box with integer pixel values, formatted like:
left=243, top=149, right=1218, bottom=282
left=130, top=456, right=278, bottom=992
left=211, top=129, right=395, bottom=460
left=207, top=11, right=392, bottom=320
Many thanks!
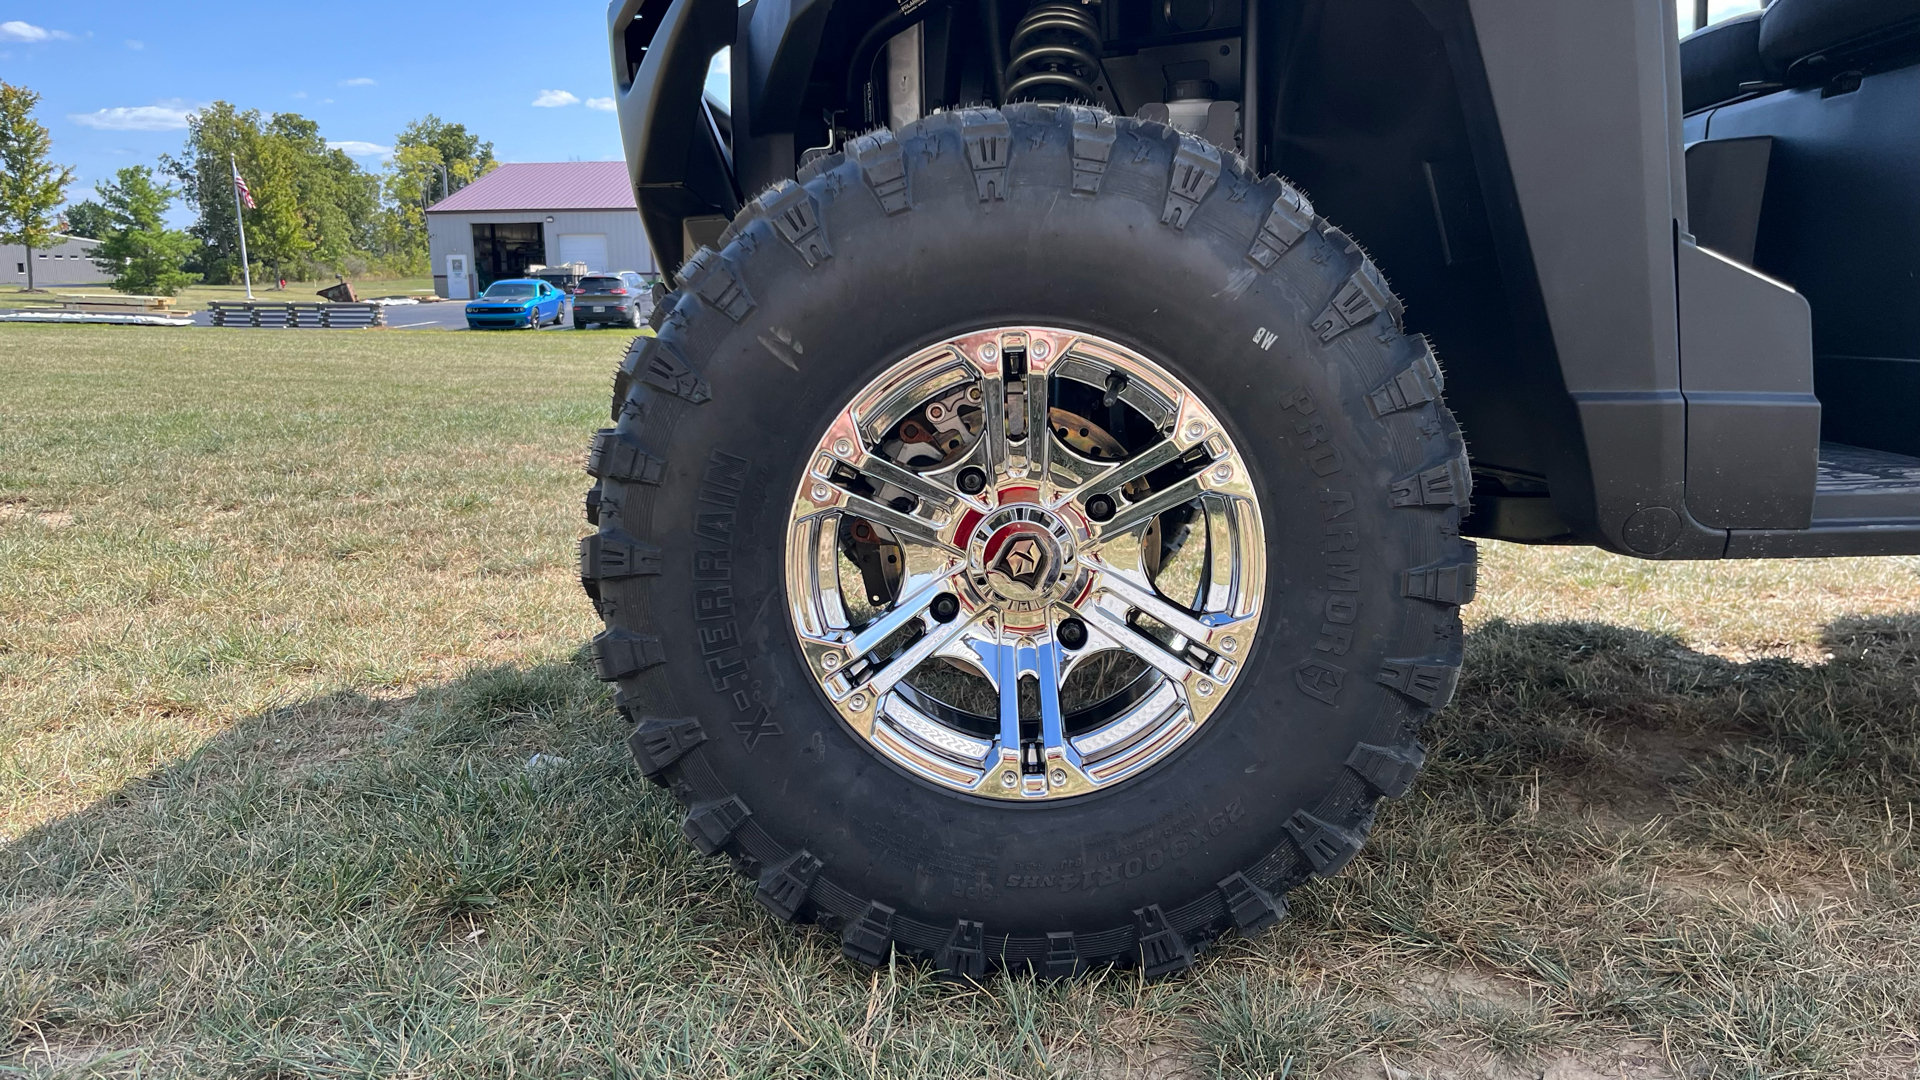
left=3, top=615, right=1918, bottom=1077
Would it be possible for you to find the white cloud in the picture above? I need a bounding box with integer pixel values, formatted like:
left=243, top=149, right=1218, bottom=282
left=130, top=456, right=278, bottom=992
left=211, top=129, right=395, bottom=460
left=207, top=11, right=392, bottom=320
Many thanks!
left=124, top=39, right=143, bottom=49
left=328, top=140, right=391, bottom=157
left=532, top=89, right=579, bottom=108
left=340, top=77, right=376, bottom=87
left=1, top=20, right=71, bottom=41
left=68, top=100, right=199, bottom=131
left=291, top=90, right=307, bottom=99
left=585, top=97, right=616, bottom=112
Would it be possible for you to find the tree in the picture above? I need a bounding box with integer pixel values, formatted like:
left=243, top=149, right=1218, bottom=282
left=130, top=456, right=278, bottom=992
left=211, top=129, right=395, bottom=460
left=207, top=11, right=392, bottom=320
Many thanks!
left=0, top=82, right=76, bottom=291
left=380, top=115, right=496, bottom=270
left=62, top=199, right=113, bottom=240
left=163, top=102, right=383, bottom=283
left=89, top=166, right=198, bottom=296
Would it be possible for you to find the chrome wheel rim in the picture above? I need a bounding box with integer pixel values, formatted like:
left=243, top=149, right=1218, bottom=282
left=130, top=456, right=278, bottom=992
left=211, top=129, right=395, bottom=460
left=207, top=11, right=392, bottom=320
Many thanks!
left=784, top=327, right=1267, bottom=801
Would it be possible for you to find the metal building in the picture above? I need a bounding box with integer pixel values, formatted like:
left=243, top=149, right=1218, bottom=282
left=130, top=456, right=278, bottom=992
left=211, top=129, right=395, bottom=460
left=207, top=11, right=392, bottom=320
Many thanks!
left=425, top=162, right=655, bottom=300
left=3, top=234, right=107, bottom=288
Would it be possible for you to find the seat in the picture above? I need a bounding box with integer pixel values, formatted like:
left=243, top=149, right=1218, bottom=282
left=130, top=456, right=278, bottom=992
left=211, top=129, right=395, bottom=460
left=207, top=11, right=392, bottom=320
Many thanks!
left=1681, top=11, right=1768, bottom=114
left=1759, top=0, right=1920, bottom=74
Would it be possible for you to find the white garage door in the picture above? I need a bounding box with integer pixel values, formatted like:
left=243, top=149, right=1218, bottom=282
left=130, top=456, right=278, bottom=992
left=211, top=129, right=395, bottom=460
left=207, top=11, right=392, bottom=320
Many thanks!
left=556, top=233, right=609, bottom=271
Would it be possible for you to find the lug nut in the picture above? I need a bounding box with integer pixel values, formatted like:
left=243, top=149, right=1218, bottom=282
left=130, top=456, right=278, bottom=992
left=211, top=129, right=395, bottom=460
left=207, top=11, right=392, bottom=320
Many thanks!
left=1050, top=768, right=1067, bottom=787
left=1032, top=339, right=1050, bottom=360
left=930, top=592, right=960, bottom=623
left=833, top=437, right=854, bottom=457
left=1086, top=494, right=1116, bottom=522
left=849, top=693, right=869, bottom=711
left=1220, top=637, right=1238, bottom=654
left=982, top=343, right=998, bottom=361
left=957, top=467, right=988, bottom=495
left=1185, top=420, right=1206, bottom=440
left=1213, top=463, right=1233, bottom=482
left=1196, top=681, right=1214, bottom=697
left=822, top=652, right=841, bottom=670
left=1058, top=617, right=1089, bottom=651
left=811, top=483, right=832, bottom=501
left=1001, top=770, right=1017, bottom=788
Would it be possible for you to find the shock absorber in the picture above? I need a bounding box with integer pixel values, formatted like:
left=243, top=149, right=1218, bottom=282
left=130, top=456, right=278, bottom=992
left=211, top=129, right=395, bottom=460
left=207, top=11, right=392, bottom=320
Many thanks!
left=1005, top=1, right=1103, bottom=101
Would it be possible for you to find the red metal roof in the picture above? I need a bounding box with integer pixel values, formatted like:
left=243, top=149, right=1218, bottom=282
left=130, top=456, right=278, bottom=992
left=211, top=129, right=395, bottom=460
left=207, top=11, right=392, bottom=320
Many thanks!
left=425, top=161, right=635, bottom=214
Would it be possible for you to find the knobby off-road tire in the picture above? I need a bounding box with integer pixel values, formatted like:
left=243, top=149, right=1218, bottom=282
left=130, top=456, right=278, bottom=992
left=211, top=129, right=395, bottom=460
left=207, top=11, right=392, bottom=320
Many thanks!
left=581, top=104, right=1475, bottom=979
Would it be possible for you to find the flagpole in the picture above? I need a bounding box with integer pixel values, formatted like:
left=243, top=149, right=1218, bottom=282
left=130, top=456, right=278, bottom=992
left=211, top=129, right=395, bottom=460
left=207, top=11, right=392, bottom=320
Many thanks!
left=231, top=154, right=254, bottom=300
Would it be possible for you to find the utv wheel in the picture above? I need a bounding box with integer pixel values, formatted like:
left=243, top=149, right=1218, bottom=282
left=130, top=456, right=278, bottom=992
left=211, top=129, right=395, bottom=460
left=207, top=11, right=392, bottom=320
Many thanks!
left=582, top=104, right=1474, bottom=978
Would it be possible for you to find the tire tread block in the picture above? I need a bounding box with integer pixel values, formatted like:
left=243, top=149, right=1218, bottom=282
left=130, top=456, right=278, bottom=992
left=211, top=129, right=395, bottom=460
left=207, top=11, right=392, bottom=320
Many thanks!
left=624, top=336, right=712, bottom=405
left=1246, top=182, right=1316, bottom=268
left=937, top=919, right=988, bottom=981
left=1402, top=555, right=1478, bottom=605
left=758, top=181, right=832, bottom=267
left=1390, top=456, right=1472, bottom=509
left=1377, top=658, right=1462, bottom=711
left=683, top=796, right=751, bottom=855
left=586, top=428, right=668, bottom=484
left=1313, top=263, right=1403, bottom=341
left=1161, top=135, right=1221, bottom=229
left=590, top=628, right=666, bottom=682
left=1044, top=931, right=1083, bottom=978
left=1345, top=741, right=1426, bottom=799
left=1369, top=339, right=1445, bottom=416
left=849, top=129, right=911, bottom=214
left=757, top=850, right=823, bottom=922
left=1287, top=810, right=1365, bottom=877
left=1068, top=106, right=1117, bottom=195
left=960, top=109, right=1012, bottom=202
left=842, top=901, right=897, bottom=967
left=1217, top=872, right=1287, bottom=933
left=628, top=716, right=707, bottom=781
left=678, top=247, right=755, bottom=323
left=1133, top=904, right=1194, bottom=978
left=580, top=529, right=662, bottom=590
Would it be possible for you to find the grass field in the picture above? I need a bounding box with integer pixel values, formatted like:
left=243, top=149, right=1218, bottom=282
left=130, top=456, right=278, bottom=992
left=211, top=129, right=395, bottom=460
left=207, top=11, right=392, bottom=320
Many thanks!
left=3, top=324, right=1918, bottom=1078
left=0, top=277, right=436, bottom=313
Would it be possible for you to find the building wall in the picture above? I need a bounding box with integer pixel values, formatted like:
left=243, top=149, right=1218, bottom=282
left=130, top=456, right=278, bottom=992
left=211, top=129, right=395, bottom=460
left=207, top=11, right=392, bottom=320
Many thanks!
left=3, top=235, right=108, bottom=288
left=427, top=209, right=654, bottom=297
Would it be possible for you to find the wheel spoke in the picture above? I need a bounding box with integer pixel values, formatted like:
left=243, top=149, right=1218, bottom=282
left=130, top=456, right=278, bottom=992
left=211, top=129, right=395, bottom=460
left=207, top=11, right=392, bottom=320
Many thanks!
left=844, top=567, right=965, bottom=663
left=1091, top=471, right=1208, bottom=544
left=853, top=450, right=964, bottom=514
left=1089, top=563, right=1224, bottom=648
left=1065, top=437, right=1182, bottom=506
left=837, top=490, right=963, bottom=558
left=861, top=599, right=984, bottom=700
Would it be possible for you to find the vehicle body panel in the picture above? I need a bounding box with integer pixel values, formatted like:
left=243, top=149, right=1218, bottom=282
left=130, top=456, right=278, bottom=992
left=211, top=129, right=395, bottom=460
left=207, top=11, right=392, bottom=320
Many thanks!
left=465, top=278, right=566, bottom=329
left=603, top=0, right=1920, bottom=559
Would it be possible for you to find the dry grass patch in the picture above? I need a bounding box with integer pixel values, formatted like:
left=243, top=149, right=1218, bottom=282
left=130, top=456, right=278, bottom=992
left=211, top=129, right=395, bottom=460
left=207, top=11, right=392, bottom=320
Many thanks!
left=4, top=325, right=1920, bottom=1077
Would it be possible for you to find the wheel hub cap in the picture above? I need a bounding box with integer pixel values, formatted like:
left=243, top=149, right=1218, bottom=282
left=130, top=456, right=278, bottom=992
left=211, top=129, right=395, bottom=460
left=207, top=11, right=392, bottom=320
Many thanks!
left=784, top=327, right=1267, bottom=801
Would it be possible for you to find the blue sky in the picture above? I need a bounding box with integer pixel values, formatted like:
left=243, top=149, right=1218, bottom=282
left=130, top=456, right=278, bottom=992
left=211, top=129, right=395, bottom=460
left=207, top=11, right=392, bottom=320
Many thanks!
left=0, top=2, right=729, bottom=223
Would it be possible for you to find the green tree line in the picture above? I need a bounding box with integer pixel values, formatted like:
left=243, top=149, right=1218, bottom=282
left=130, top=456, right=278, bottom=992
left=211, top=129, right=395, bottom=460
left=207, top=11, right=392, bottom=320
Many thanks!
left=4, top=79, right=494, bottom=294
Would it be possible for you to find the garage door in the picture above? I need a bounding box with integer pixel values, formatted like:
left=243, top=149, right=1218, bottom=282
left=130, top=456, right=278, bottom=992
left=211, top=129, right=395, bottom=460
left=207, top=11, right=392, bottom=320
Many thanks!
left=556, top=233, right=609, bottom=271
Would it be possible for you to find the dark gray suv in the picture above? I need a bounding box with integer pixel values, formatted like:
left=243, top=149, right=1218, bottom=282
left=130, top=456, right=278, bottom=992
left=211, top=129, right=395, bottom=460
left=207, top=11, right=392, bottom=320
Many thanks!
left=571, top=271, right=651, bottom=329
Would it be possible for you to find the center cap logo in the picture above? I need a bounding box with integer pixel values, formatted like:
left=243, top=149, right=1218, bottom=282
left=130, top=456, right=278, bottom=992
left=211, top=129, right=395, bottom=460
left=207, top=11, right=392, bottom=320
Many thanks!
left=968, top=504, right=1080, bottom=612
left=998, top=535, right=1046, bottom=583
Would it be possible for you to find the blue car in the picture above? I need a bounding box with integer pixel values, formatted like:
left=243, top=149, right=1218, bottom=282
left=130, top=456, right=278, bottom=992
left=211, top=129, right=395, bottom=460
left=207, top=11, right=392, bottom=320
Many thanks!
left=465, top=278, right=566, bottom=330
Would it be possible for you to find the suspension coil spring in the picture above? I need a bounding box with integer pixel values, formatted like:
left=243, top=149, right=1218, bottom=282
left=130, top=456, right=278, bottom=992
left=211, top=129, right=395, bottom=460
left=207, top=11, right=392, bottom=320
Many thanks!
left=1006, top=1, right=1103, bottom=101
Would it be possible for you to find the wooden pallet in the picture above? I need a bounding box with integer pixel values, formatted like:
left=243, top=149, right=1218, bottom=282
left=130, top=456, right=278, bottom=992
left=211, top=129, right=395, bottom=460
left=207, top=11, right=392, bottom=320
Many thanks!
left=206, top=302, right=387, bottom=329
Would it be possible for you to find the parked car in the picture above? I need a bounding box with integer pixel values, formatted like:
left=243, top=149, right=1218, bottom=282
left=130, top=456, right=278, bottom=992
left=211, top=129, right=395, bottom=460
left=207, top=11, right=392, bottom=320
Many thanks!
left=532, top=262, right=591, bottom=295
left=572, top=271, right=652, bottom=329
left=464, top=279, right=565, bottom=330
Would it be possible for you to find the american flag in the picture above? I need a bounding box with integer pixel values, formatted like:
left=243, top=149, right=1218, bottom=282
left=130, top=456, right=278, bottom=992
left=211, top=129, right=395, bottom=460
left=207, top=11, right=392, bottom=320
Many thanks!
left=232, top=161, right=255, bottom=210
